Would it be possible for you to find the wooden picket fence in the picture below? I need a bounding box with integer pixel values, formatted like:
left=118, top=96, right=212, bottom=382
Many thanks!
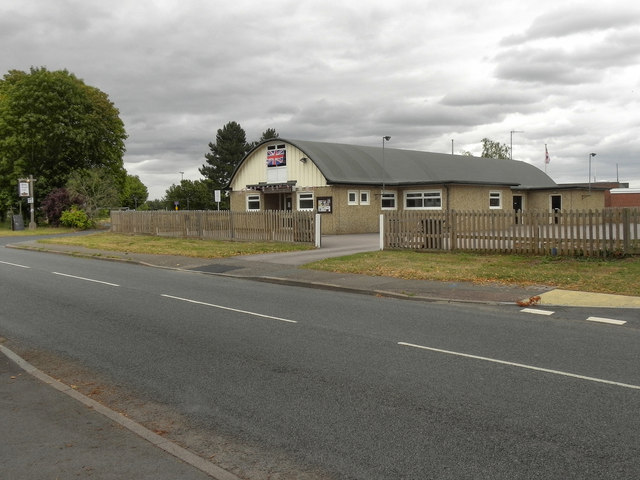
left=384, top=208, right=640, bottom=256
left=110, top=210, right=316, bottom=244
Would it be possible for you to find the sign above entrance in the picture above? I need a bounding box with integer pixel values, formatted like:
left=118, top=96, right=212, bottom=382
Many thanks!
left=247, top=181, right=297, bottom=193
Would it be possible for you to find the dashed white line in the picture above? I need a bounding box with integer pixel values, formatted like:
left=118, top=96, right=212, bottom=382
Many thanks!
left=520, top=308, right=554, bottom=316
left=587, top=316, right=627, bottom=326
left=161, top=294, right=298, bottom=323
left=398, top=342, right=640, bottom=390
left=52, top=272, right=120, bottom=287
left=0, top=260, right=31, bottom=268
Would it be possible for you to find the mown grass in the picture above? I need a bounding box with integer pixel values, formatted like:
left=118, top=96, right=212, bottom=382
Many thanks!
left=0, top=223, right=78, bottom=236
left=303, top=250, right=640, bottom=297
left=37, top=232, right=314, bottom=258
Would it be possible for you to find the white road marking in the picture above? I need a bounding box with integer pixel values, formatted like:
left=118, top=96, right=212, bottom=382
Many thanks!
left=587, top=316, right=627, bottom=326
left=398, top=342, right=640, bottom=390
left=521, top=308, right=554, bottom=316
left=0, top=260, right=31, bottom=268
left=161, top=294, right=298, bottom=324
left=52, top=272, right=120, bottom=287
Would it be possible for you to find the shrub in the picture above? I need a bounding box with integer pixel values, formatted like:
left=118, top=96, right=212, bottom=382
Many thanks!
left=41, top=188, right=84, bottom=226
left=60, top=207, right=94, bottom=230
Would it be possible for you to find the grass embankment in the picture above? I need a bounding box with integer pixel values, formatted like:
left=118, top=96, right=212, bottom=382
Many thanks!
left=4, top=228, right=639, bottom=296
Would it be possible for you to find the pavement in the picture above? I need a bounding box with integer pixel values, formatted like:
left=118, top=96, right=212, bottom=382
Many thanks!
left=2, top=234, right=639, bottom=479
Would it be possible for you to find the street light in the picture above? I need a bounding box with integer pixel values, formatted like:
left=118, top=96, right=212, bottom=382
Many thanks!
left=382, top=136, right=391, bottom=207
left=179, top=171, right=184, bottom=181
left=589, top=153, right=596, bottom=192
left=510, top=130, right=523, bottom=160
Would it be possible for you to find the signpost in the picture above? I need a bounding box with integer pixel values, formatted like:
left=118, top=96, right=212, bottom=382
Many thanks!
left=17, top=176, right=36, bottom=230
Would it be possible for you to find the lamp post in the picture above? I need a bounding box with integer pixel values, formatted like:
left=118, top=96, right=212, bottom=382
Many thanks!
left=510, top=130, right=523, bottom=160
left=588, top=153, right=596, bottom=192
left=179, top=171, right=184, bottom=182
left=382, top=136, right=391, bottom=207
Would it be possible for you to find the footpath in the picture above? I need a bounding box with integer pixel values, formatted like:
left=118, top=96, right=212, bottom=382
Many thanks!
left=2, top=236, right=639, bottom=479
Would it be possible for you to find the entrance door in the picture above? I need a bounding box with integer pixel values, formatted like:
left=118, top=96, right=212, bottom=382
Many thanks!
left=550, top=195, right=562, bottom=224
left=285, top=195, right=292, bottom=211
left=513, top=195, right=523, bottom=212
left=513, top=195, right=523, bottom=224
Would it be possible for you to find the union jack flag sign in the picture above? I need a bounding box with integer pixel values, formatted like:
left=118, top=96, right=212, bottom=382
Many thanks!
left=267, top=148, right=286, bottom=167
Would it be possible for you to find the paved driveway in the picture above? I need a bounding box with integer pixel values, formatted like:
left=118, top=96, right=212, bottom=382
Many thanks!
left=243, top=233, right=380, bottom=265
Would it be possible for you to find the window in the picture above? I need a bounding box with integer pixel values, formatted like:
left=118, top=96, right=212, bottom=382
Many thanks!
left=359, top=190, right=370, bottom=205
left=266, top=144, right=287, bottom=167
left=298, top=192, right=314, bottom=210
left=247, top=194, right=261, bottom=211
left=405, top=190, right=442, bottom=210
left=489, top=191, right=502, bottom=209
left=381, top=191, right=397, bottom=210
left=348, top=191, right=358, bottom=205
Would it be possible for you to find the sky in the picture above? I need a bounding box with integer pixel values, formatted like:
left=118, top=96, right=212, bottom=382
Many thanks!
left=2, top=0, right=640, bottom=200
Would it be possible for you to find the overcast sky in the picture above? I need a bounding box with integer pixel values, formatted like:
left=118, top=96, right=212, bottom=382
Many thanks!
left=2, top=0, right=640, bottom=199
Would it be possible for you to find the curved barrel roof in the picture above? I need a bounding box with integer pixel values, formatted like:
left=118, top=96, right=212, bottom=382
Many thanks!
left=236, top=139, right=557, bottom=189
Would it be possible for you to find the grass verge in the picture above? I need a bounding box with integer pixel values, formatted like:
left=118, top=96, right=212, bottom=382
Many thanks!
left=303, top=250, right=640, bottom=297
left=37, top=232, right=314, bottom=258
left=0, top=224, right=78, bottom=236
left=11, top=229, right=640, bottom=296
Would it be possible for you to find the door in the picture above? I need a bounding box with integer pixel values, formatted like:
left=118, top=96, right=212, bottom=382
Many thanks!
left=513, top=195, right=523, bottom=224
left=550, top=195, right=562, bottom=224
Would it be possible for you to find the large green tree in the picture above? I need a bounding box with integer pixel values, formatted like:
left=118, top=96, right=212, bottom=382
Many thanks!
left=0, top=67, right=127, bottom=211
left=481, top=138, right=510, bottom=160
left=120, top=174, right=149, bottom=209
left=67, top=167, right=120, bottom=218
left=199, top=121, right=250, bottom=192
left=249, top=127, right=279, bottom=149
left=164, top=179, right=216, bottom=210
left=199, top=123, right=280, bottom=210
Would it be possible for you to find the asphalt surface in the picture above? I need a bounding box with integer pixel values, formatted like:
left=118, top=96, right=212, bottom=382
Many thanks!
left=2, top=234, right=639, bottom=479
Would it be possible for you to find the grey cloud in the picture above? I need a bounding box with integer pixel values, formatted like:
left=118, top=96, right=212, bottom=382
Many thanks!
left=501, top=6, right=640, bottom=45
left=440, top=90, right=540, bottom=107
left=493, top=28, right=640, bottom=85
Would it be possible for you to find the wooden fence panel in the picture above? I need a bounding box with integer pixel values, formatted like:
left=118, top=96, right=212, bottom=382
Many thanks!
left=384, top=208, right=640, bottom=256
left=110, top=210, right=315, bottom=244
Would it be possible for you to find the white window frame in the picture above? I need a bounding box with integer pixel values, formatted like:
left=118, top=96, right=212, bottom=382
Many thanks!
left=298, top=192, right=314, bottom=211
left=246, top=194, right=261, bottom=211
left=359, top=190, right=370, bottom=206
left=381, top=191, right=397, bottom=210
left=348, top=190, right=358, bottom=205
left=489, top=191, right=502, bottom=210
left=404, top=190, right=442, bottom=210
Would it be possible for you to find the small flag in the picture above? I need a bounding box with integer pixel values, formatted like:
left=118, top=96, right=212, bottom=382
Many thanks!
left=267, top=148, right=286, bottom=167
left=545, top=145, right=550, bottom=164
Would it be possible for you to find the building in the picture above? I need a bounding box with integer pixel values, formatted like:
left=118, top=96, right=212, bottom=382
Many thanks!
left=227, top=139, right=606, bottom=234
left=608, top=188, right=640, bottom=207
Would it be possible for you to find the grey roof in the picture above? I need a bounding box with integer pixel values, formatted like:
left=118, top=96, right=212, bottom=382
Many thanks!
left=237, top=139, right=558, bottom=189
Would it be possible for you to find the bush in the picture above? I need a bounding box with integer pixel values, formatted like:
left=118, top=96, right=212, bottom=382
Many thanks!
left=41, top=188, right=84, bottom=226
left=60, top=207, right=94, bottom=230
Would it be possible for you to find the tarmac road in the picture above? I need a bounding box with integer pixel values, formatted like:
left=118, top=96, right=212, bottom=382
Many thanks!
left=1, top=233, right=639, bottom=479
